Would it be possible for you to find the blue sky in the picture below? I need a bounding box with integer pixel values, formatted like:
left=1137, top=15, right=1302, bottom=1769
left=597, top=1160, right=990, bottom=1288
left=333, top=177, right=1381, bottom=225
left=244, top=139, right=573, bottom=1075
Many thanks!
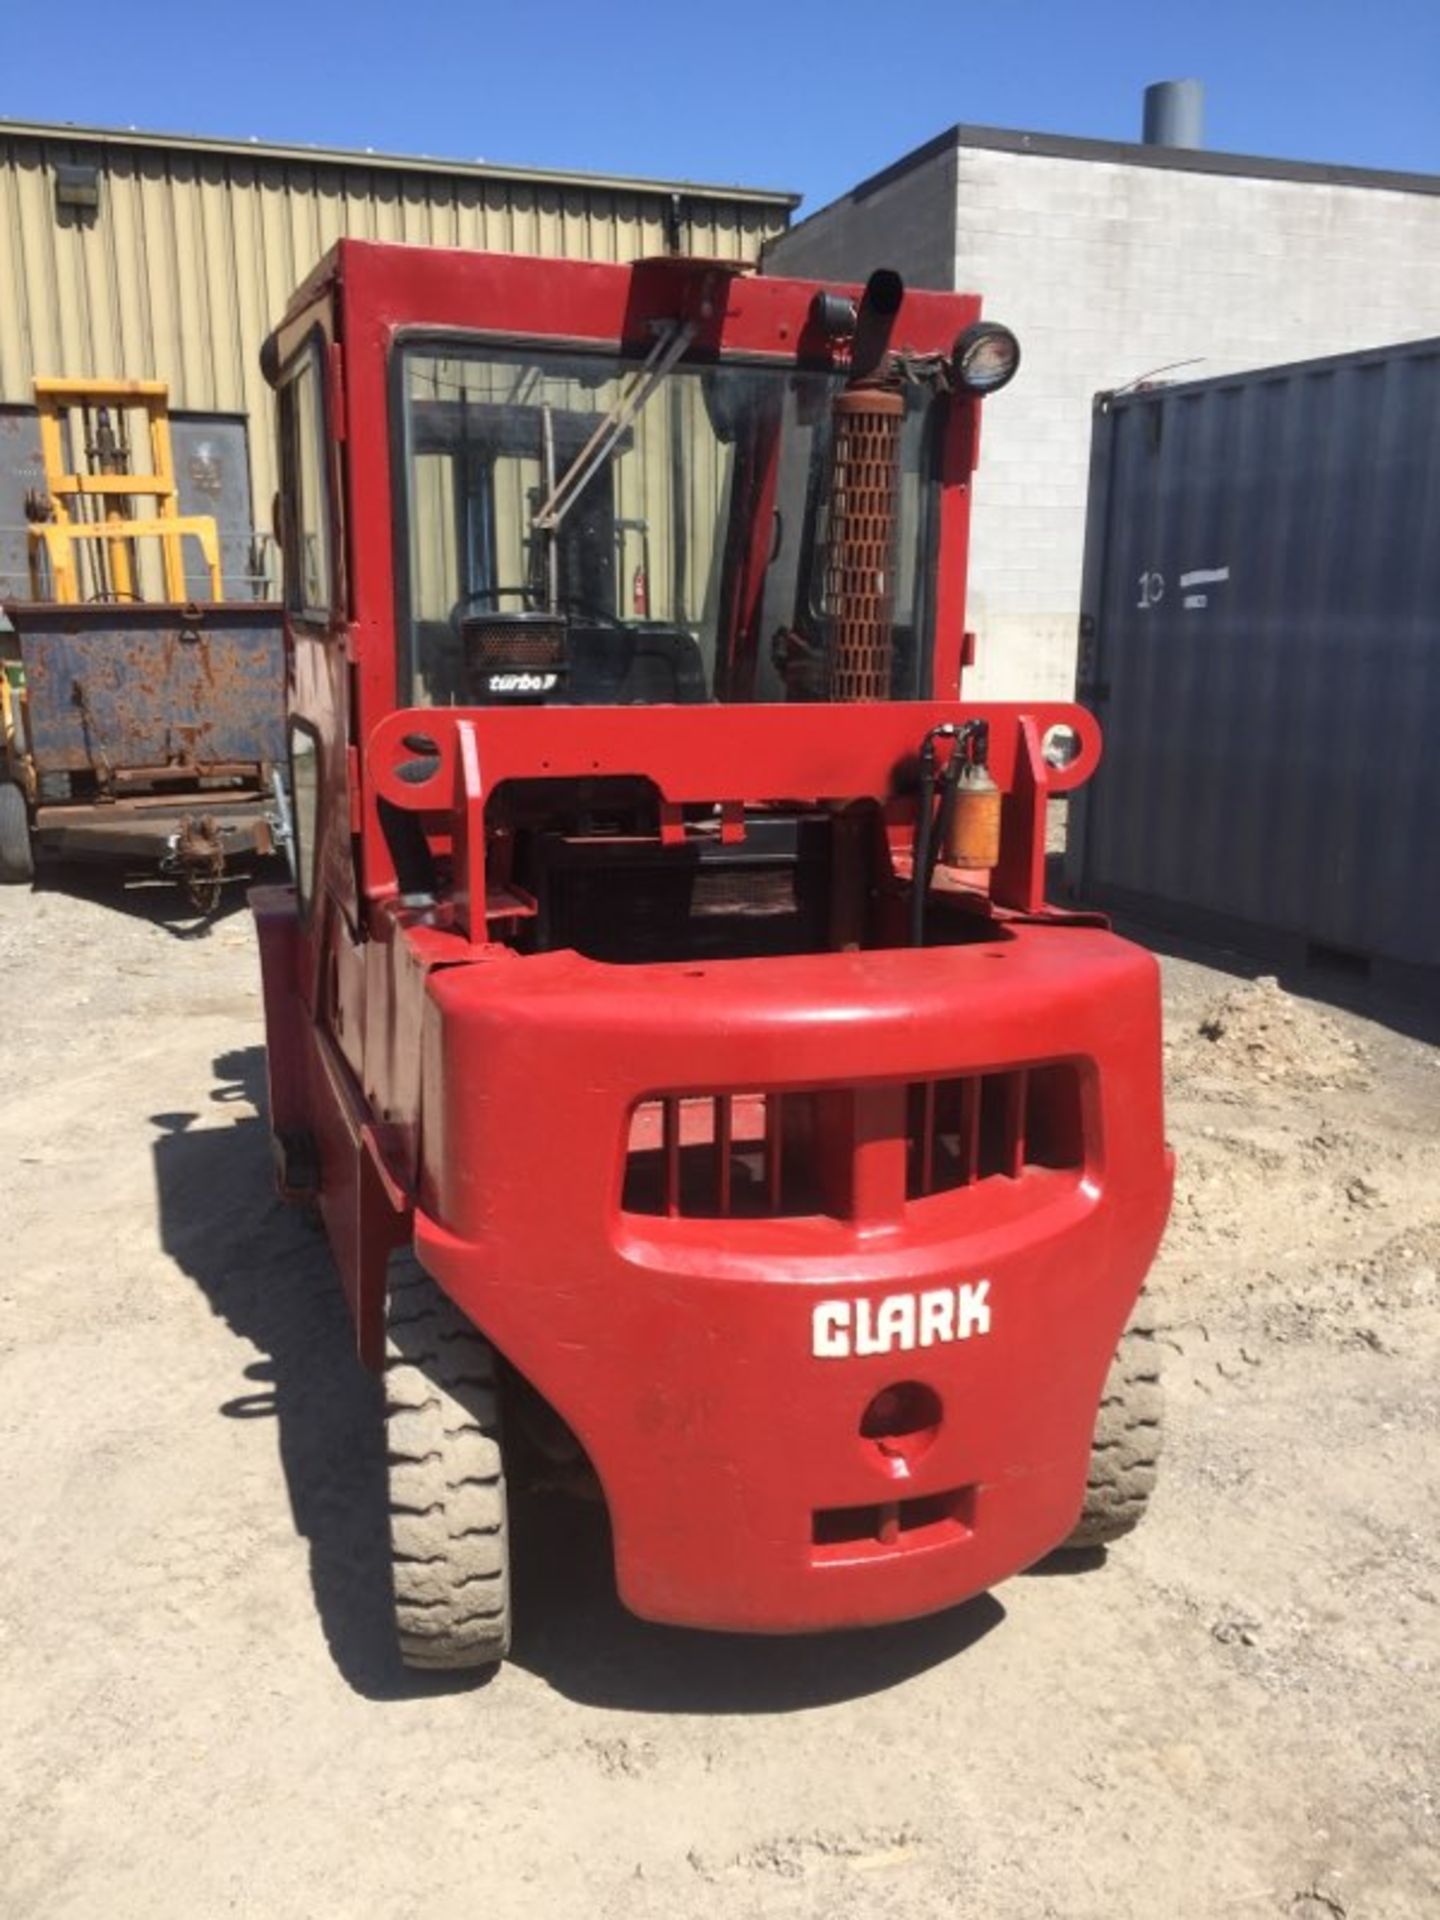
left=3, top=0, right=1436, bottom=211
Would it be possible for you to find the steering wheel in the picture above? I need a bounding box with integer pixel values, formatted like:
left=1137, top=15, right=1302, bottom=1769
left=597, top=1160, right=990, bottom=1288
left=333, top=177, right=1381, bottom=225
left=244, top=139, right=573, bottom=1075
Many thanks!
left=449, top=585, right=536, bottom=633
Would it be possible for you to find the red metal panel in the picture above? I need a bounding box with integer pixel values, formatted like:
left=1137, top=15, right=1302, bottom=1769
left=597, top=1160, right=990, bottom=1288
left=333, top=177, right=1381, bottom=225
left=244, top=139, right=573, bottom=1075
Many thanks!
left=365, top=700, right=1099, bottom=923
left=369, top=700, right=1099, bottom=816
left=994, top=714, right=1050, bottom=913
left=251, top=886, right=307, bottom=1145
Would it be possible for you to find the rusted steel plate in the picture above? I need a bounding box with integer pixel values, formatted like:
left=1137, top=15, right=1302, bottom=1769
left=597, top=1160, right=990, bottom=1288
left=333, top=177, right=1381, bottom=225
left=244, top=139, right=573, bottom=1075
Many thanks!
left=5, top=601, right=283, bottom=777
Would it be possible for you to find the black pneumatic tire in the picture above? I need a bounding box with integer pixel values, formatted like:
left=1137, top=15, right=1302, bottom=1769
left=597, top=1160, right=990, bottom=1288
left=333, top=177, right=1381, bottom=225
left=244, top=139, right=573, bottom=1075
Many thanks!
left=383, top=1253, right=511, bottom=1671
left=0, top=781, right=34, bottom=884
left=1063, top=1290, right=1163, bottom=1550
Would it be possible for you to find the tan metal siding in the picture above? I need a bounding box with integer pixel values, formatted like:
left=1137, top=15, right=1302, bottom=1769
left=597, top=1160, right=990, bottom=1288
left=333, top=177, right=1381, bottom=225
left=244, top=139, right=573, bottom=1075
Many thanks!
left=0, top=128, right=791, bottom=575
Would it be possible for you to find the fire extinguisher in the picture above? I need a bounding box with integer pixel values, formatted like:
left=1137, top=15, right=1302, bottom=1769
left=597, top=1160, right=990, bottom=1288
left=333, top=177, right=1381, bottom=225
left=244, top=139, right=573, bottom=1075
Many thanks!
left=632, top=565, right=648, bottom=618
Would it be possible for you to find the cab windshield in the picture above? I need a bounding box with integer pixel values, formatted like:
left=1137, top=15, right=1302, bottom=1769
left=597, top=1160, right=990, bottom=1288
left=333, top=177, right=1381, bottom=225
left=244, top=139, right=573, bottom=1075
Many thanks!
left=396, top=341, right=940, bottom=707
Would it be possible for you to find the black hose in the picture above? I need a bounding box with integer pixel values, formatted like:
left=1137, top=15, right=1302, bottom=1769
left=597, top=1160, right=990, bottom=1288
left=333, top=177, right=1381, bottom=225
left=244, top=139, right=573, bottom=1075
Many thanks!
left=930, top=750, right=965, bottom=896
left=910, top=731, right=941, bottom=947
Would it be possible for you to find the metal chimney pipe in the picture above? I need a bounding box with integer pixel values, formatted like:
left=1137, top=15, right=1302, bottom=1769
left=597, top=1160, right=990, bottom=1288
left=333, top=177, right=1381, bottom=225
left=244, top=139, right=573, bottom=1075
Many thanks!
left=1143, top=79, right=1204, bottom=148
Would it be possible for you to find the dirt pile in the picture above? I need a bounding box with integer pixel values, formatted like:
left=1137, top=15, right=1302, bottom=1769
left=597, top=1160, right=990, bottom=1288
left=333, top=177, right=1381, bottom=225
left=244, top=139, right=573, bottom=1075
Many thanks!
left=1171, top=974, right=1370, bottom=1093
left=1345, top=1218, right=1440, bottom=1308
left=1257, top=1215, right=1440, bottom=1352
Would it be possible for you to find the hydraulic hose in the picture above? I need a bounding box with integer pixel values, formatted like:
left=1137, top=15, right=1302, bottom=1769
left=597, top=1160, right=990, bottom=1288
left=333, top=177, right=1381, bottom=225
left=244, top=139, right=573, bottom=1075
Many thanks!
left=909, top=722, right=955, bottom=947
left=930, top=749, right=964, bottom=897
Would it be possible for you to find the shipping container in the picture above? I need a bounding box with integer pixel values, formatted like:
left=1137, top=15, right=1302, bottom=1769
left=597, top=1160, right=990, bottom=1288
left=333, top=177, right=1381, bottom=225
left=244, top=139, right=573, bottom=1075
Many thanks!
left=1066, top=335, right=1440, bottom=986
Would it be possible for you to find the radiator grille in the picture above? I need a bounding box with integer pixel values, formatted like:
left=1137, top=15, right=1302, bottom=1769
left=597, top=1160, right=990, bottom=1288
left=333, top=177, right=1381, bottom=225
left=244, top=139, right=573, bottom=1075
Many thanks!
left=622, top=1065, right=1083, bottom=1220
left=464, top=617, right=567, bottom=668
left=622, top=1092, right=819, bottom=1219
left=906, top=1065, right=1083, bottom=1200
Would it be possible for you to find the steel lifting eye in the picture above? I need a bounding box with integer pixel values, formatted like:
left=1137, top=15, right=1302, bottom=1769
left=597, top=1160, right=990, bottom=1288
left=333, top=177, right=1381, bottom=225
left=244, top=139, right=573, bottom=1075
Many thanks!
left=1041, top=723, right=1082, bottom=771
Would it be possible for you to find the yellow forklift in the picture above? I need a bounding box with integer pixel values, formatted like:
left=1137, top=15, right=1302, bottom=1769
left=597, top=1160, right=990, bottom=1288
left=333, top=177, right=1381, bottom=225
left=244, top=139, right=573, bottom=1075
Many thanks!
left=1, top=377, right=284, bottom=906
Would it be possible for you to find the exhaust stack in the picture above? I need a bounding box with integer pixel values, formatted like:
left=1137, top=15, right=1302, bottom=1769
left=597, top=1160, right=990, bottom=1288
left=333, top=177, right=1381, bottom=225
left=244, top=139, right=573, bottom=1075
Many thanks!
left=1142, top=79, right=1204, bottom=149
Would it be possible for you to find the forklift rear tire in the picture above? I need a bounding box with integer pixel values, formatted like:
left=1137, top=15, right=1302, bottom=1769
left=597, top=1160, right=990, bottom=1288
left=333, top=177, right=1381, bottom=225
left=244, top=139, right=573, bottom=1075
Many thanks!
left=0, top=781, right=34, bottom=884
left=383, top=1252, right=512, bottom=1671
left=1062, top=1290, right=1163, bottom=1550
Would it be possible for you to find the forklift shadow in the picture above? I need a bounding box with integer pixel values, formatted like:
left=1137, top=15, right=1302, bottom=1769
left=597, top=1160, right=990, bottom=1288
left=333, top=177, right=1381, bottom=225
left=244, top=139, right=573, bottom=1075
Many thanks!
left=150, top=1045, right=466, bottom=1703
left=507, top=1496, right=1004, bottom=1713
left=151, top=1045, right=1005, bottom=1709
left=35, top=863, right=256, bottom=941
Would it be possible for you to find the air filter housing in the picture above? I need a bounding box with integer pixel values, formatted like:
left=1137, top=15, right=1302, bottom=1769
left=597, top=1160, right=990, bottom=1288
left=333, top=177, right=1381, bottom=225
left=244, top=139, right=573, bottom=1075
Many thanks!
left=461, top=611, right=568, bottom=703
left=821, top=389, right=905, bottom=702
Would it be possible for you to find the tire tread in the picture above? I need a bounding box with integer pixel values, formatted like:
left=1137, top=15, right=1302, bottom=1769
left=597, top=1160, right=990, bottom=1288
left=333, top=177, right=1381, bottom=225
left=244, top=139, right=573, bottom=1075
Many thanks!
left=0, top=781, right=33, bottom=885
left=383, top=1254, right=511, bottom=1670
left=1062, top=1292, right=1164, bottom=1550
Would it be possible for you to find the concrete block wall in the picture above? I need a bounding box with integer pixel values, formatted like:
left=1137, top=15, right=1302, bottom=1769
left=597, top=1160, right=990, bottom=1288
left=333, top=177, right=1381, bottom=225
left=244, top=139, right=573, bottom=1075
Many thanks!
left=768, top=136, right=1440, bottom=701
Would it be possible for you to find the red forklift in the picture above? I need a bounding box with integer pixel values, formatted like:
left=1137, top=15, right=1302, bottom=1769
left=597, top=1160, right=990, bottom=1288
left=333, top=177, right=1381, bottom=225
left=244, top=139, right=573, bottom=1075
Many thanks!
left=253, top=242, right=1171, bottom=1672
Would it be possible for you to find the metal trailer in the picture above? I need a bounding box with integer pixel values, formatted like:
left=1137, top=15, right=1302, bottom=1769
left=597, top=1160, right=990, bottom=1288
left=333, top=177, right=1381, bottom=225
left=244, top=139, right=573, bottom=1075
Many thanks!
left=1, top=599, right=285, bottom=906
left=1067, top=335, right=1440, bottom=990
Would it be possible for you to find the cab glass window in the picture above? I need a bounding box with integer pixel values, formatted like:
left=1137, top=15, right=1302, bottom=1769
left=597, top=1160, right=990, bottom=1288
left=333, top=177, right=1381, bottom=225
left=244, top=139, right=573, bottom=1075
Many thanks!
left=279, top=346, right=333, bottom=619
left=289, top=724, right=320, bottom=911
left=394, top=342, right=940, bottom=708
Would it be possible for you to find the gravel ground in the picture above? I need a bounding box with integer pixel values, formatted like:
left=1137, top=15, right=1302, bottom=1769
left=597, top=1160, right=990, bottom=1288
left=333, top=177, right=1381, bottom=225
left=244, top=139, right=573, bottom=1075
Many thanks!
left=1, top=874, right=1437, bottom=1920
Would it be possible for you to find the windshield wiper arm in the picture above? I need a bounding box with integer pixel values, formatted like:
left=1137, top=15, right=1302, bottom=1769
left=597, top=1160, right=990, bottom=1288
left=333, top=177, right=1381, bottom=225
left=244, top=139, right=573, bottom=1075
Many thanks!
left=530, top=317, right=696, bottom=536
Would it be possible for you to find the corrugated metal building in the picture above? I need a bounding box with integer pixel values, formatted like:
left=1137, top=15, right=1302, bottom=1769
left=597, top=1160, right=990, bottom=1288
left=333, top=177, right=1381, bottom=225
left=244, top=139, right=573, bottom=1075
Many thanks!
left=0, top=120, right=797, bottom=592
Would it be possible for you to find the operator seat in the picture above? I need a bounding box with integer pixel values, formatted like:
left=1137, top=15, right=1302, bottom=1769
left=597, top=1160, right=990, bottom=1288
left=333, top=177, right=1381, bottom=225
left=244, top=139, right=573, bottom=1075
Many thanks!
left=420, top=616, right=711, bottom=707
left=564, top=625, right=708, bottom=705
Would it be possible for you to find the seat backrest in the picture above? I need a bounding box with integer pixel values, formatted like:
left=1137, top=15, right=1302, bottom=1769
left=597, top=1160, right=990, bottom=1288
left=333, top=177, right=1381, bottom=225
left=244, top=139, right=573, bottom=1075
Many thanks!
left=565, top=626, right=709, bottom=705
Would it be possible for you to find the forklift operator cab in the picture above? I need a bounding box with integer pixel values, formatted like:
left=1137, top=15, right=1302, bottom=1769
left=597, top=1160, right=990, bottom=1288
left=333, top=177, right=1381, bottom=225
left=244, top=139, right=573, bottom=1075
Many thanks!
left=253, top=242, right=1172, bottom=1676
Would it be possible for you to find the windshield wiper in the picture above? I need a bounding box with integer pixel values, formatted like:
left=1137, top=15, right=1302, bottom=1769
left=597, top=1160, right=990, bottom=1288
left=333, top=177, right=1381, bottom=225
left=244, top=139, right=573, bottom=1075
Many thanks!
left=530, top=317, right=696, bottom=539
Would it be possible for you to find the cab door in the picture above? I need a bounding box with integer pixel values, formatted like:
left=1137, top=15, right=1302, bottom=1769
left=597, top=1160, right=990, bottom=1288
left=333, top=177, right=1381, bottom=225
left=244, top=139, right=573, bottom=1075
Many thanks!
left=274, top=316, right=359, bottom=1027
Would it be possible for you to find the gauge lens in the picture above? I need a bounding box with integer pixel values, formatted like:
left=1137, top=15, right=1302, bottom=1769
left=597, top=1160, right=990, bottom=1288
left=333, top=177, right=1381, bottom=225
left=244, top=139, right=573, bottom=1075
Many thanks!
left=956, top=324, right=1020, bottom=393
